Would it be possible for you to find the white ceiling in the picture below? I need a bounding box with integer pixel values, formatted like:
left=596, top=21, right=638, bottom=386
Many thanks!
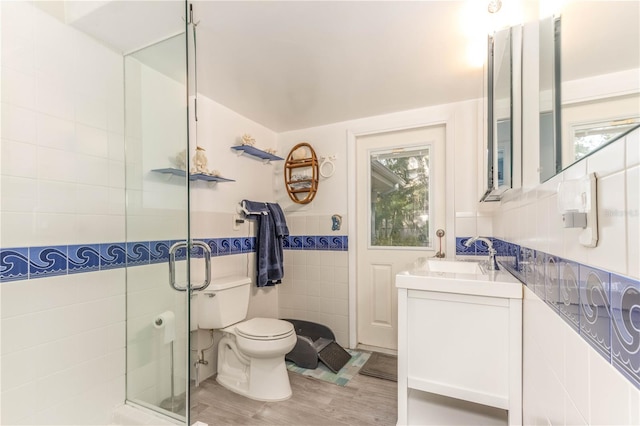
left=68, top=1, right=485, bottom=132
left=66, top=1, right=640, bottom=133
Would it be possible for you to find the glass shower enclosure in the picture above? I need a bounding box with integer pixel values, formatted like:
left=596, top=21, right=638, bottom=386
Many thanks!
left=123, top=1, right=202, bottom=422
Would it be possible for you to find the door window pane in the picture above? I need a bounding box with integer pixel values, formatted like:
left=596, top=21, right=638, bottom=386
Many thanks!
left=370, top=146, right=431, bottom=248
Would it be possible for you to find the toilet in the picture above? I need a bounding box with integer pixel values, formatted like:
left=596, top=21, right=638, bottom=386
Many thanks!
left=198, top=275, right=296, bottom=401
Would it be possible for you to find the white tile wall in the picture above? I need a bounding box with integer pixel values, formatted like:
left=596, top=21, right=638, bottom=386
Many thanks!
left=1, top=2, right=127, bottom=424
left=495, top=129, right=640, bottom=425
left=278, top=215, right=349, bottom=346
left=522, top=287, right=638, bottom=426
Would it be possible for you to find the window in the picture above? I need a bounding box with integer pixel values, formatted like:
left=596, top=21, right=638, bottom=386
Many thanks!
left=369, top=146, right=431, bottom=248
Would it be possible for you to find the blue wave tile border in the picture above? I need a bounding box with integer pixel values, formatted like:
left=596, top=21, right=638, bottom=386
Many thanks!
left=100, top=243, right=127, bottom=270
left=610, top=273, right=640, bottom=386
left=29, top=245, right=68, bottom=279
left=68, top=244, right=100, bottom=274
left=0, top=234, right=347, bottom=283
left=457, top=236, right=640, bottom=390
left=0, top=247, right=29, bottom=282
left=150, top=240, right=171, bottom=264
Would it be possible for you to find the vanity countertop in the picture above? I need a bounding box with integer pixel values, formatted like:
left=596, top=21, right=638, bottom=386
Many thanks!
left=395, top=258, right=522, bottom=299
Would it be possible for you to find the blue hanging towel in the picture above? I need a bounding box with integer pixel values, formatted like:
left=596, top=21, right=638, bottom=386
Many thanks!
left=242, top=200, right=289, bottom=287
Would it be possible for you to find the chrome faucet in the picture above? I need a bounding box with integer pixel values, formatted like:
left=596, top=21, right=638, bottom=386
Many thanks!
left=464, top=236, right=499, bottom=270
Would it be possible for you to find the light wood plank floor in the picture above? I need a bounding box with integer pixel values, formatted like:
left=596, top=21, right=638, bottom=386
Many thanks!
left=190, top=370, right=397, bottom=426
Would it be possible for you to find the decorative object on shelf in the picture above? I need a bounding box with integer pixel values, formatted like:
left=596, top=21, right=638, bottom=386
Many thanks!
left=284, top=142, right=318, bottom=204
left=319, top=155, right=337, bottom=178
left=291, top=145, right=308, bottom=160
left=264, top=148, right=277, bottom=155
left=191, top=146, right=209, bottom=174
left=231, top=145, right=284, bottom=163
left=152, top=168, right=235, bottom=183
left=174, top=149, right=187, bottom=171
left=331, top=214, right=342, bottom=231
left=241, top=134, right=256, bottom=146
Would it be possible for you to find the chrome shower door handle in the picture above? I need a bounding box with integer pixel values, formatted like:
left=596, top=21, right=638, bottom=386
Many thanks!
left=191, top=241, right=211, bottom=291
left=169, top=241, right=189, bottom=292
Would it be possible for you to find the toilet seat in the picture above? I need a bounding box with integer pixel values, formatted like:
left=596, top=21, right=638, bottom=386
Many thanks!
left=235, top=318, right=294, bottom=340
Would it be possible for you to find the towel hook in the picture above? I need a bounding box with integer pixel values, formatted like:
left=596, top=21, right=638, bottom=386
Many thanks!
left=320, top=155, right=336, bottom=178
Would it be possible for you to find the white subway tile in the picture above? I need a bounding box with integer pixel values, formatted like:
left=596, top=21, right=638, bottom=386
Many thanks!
left=1, top=1, right=35, bottom=42
left=34, top=304, right=84, bottom=344
left=75, top=94, right=108, bottom=130
left=587, top=171, right=627, bottom=275
left=109, top=160, right=125, bottom=188
left=76, top=123, right=109, bottom=158
left=34, top=366, right=78, bottom=411
left=30, top=274, right=80, bottom=313
left=564, top=325, right=591, bottom=420
left=1, top=313, right=39, bottom=354
left=1, top=104, right=37, bottom=143
left=0, top=282, right=33, bottom=319
left=1, top=66, right=36, bottom=109
left=37, top=180, right=77, bottom=214
left=565, top=395, right=588, bottom=426
left=1, top=139, right=38, bottom=178
left=37, top=147, right=76, bottom=183
left=1, top=347, right=38, bottom=391
left=0, top=211, right=36, bottom=247
left=1, top=381, right=37, bottom=425
left=35, top=74, right=74, bottom=121
left=33, top=13, right=74, bottom=85
left=1, top=176, right=37, bottom=212
left=547, top=194, right=564, bottom=256
left=306, top=216, right=320, bottom=234
left=589, top=351, right=631, bottom=425
left=73, top=213, right=121, bottom=244
left=630, top=385, right=640, bottom=425
left=107, top=322, right=126, bottom=352
left=107, top=100, right=125, bottom=135
left=626, top=130, right=639, bottom=168
left=1, top=27, right=35, bottom=72
left=76, top=184, right=109, bottom=215
left=108, top=132, right=125, bottom=161
left=36, top=113, right=76, bottom=151
left=627, top=166, right=639, bottom=278
left=33, top=212, right=76, bottom=246
left=587, top=137, right=626, bottom=178
left=476, top=214, right=493, bottom=236
left=76, top=154, right=109, bottom=186
left=36, top=335, right=82, bottom=377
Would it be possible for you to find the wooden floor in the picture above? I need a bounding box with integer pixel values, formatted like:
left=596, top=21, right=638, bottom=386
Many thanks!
left=190, top=370, right=397, bottom=426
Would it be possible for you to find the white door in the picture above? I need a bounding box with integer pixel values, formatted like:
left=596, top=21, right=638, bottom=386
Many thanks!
left=356, top=125, right=446, bottom=350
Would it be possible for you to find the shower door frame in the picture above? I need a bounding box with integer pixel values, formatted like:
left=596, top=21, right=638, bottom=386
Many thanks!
left=122, top=1, right=197, bottom=423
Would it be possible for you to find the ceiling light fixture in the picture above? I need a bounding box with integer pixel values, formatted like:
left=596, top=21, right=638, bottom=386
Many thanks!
left=488, top=0, right=502, bottom=13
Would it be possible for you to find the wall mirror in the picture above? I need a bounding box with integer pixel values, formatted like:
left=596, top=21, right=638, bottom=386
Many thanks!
left=539, top=1, right=640, bottom=182
left=483, top=25, right=519, bottom=201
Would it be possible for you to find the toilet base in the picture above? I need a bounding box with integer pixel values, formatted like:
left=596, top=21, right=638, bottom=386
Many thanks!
left=217, top=335, right=293, bottom=402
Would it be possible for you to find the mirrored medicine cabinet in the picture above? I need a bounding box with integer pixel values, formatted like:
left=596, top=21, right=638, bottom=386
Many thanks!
left=538, top=1, right=640, bottom=182
left=482, top=25, right=522, bottom=202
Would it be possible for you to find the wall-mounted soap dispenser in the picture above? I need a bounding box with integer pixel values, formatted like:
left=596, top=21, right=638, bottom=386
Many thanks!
left=557, top=173, right=598, bottom=247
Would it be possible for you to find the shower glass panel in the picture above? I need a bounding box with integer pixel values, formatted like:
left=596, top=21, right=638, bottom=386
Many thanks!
left=123, top=3, right=191, bottom=421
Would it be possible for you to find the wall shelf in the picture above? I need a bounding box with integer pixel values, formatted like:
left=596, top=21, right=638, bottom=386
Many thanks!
left=231, top=145, right=284, bottom=163
left=284, top=142, right=319, bottom=204
left=152, top=168, right=235, bottom=182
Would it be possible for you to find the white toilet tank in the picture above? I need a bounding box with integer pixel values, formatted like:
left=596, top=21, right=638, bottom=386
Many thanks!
left=198, top=275, right=251, bottom=329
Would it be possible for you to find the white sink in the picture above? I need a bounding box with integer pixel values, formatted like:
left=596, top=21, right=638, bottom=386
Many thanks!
left=397, top=258, right=522, bottom=299
left=426, top=259, right=483, bottom=274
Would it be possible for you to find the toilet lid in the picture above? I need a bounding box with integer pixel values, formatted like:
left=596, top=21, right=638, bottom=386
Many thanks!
left=235, top=318, right=294, bottom=340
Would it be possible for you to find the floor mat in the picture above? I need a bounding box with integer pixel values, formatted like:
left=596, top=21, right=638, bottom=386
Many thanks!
left=286, top=349, right=370, bottom=386
left=358, top=352, right=397, bottom=382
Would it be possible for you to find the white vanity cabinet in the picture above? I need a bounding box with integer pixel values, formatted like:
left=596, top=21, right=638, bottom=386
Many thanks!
left=396, top=265, right=523, bottom=426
